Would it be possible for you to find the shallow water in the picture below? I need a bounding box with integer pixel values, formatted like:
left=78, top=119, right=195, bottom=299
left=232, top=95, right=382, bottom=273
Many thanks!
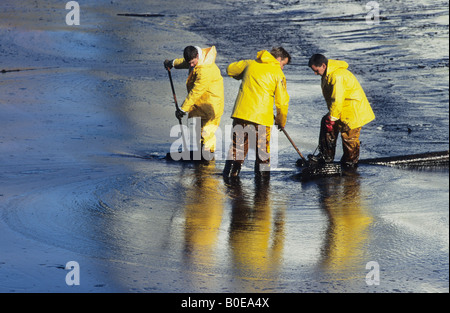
left=0, top=0, right=448, bottom=293
left=2, top=155, right=448, bottom=292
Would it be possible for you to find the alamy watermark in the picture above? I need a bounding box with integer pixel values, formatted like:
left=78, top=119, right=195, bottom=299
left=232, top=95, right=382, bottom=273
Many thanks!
left=365, top=261, right=380, bottom=286
left=65, top=1, right=80, bottom=26
left=365, top=1, right=380, bottom=25
left=169, top=117, right=279, bottom=168
left=65, top=261, right=80, bottom=286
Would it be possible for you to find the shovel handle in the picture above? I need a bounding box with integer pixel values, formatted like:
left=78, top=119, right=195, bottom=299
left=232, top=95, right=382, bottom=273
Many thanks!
left=280, top=127, right=308, bottom=163
left=167, top=68, right=180, bottom=111
left=166, top=68, right=188, bottom=152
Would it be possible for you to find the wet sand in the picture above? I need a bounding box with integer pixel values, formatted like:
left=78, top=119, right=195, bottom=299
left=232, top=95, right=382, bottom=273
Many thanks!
left=0, top=0, right=448, bottom=294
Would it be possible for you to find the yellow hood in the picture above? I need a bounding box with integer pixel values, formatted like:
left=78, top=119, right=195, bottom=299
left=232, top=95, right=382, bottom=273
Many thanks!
left=256, top=50, right=280, bottom=65
left=173, top=46, right=218, bottom=68
left=197, top=46, right=217, bottom=66
left=326, top=59, right=349, bottom=75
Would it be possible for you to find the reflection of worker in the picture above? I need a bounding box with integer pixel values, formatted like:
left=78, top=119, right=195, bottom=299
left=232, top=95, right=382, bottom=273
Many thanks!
left=318, top=174, right=372, bottom=274
left=164, top=46, right=224, bottom=159
left=226, top=178, right=285, bottom=281
left=308, top=54, right=375, bottom=168
left=183, top=163, right=224, bottom=267
left=223, top=47, right=291, bottom=177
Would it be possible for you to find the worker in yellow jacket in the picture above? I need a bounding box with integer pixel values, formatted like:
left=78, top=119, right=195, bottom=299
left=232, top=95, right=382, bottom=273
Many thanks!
left=223, top=47, right=291, bottom=178
left=164, top=46, right=224, bottom=159
left=308, top=54, right=375, bottom=167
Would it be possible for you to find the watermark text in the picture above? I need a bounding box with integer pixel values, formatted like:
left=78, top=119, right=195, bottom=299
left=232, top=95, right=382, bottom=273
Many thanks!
left=65, top=261, right=80, bottom=286
left=365, top=261, right=380, bottom=285
left=66, top=1, right=80, bottom=26
left=365, top=1, right=380, bottom=25
left=169, top=117, right=279, bottom=169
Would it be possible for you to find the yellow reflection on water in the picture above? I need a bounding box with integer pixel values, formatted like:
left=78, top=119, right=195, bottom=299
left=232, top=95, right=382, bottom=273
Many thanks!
left=182, top=163, right=225, bottom=267
left=225, top=176, right=285, bottom=281
left=318, top=172, right=373, bottom=277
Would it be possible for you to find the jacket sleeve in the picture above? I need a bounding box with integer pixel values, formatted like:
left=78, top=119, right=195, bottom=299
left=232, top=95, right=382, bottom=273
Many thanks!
left=173, top=58, right=190, bottom=69
left=329, top=74, right=345, bottom=120
left=227, top=60, right=251, bottom=80
left=274, top=76, right=290, bottom=128
left=181, top=68, right=209, bottom=112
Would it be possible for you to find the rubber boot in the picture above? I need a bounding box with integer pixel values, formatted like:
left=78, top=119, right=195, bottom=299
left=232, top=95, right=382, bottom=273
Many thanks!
left=255, top=161, right=270, bottom=179
left=223, top=160, right=242, bottom=177
left=223, top=160, right=232, bottom=177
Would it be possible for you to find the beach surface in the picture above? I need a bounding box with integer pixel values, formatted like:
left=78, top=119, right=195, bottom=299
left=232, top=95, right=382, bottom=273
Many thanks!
left=0, top=0, right=448, bottom=293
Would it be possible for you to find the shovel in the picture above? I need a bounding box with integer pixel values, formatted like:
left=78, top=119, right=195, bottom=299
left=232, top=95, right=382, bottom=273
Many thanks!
left=279, top=126, right=308, bottom=166
left=166, top=67, right=188, bottom=154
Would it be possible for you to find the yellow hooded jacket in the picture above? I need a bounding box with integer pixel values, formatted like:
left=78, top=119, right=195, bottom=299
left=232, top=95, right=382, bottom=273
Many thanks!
left=227, top=50, right=289, bottom=127
left=322, top=60, right=375, bottom=129
left=173, top=46, right=224, bottom=121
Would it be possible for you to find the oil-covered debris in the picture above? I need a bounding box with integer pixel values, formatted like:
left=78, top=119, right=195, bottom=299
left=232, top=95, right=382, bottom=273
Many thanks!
left=117, top=13, right=165, bottom=17
left=295, top=150, right=449, bottom=181
left=360, top=150, right=449, bottom=169
left=299, top=162, right=343, bottom=181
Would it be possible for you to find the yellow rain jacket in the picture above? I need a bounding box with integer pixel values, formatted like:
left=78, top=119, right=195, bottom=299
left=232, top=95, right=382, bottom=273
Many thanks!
left=173, top=46, right=224, bottom=118
left=227, top=50, right=290, bottom=127
left=173, top=46, right=224, bottom=152
left=322, top=60, right=375, bottom=129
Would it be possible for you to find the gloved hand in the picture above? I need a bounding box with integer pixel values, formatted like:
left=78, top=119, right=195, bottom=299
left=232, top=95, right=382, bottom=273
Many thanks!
left=274, top=116, right=285, bottom=131
left=324, top=117, right=336, bottom=132
left=164, top=59, right=173, bottom=70
left=175, top=108, right=186, bottom=120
